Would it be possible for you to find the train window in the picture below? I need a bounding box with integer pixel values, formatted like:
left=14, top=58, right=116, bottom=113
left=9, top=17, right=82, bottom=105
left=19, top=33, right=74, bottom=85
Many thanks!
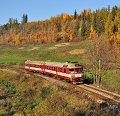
left=46, top=66, right=49, bottom=69
left=64, top=68, right=66, bottom=73
left=60, top=68, right=62, bottom=72
left=69, top=69, right=74, bottom=72
left=38, top=65, right=41, bottom=68
left=75, top=64, right=80, bottom=67
left=36, top=65, right=40, bottom=68
left=49, top=67, right=52, bottom=70
left=48, top=66, right=50, bottom=69
left=75, top=68, right=83, bottom=72
left=52, top=67, right=54, bottom=70
left=30, top=64, right=35, bottom=67
left=63, top=64, right=68, bottom=67
left=51, top=67, right=54, bottom=70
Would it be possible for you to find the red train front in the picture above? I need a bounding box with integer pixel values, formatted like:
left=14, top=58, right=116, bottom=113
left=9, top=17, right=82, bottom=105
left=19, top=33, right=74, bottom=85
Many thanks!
left=24, top=60, right=84, bottom=84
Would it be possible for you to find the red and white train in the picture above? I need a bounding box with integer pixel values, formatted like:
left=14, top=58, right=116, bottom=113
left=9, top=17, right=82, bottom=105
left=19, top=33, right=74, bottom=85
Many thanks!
left=24, top=60, right=84, bottom=84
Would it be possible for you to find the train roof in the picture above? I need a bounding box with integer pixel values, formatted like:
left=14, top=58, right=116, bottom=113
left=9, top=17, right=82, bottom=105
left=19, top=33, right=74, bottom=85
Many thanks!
left=25, top=60, right=83, bottom=68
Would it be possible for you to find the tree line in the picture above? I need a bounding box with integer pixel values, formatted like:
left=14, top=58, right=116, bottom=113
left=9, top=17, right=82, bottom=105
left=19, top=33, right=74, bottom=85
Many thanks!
left=0, top=6, right=120, bottom=45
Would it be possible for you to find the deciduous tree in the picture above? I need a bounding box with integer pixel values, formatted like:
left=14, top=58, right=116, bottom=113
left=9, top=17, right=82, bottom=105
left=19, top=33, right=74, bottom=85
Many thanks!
left=15, top=35, right=20, bottom=45
left=88, top=35, right=112, bottom=86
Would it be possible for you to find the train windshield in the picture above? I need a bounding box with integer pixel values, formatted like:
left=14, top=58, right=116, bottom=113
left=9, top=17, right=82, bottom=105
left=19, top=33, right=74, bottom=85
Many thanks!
left=75, top=68, right=83, bottom=72
left=69, top=68, right=83, bottom=73
left=69, top=69, right=74, bottom=72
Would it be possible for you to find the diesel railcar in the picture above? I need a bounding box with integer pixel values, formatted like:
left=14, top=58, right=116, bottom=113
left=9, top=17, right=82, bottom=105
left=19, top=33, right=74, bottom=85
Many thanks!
left=24, top=60, right=84, bottom=84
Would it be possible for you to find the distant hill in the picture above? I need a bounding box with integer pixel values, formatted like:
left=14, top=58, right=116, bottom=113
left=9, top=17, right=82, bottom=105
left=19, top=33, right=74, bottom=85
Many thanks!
left=0, top=6, right=120, bottom=45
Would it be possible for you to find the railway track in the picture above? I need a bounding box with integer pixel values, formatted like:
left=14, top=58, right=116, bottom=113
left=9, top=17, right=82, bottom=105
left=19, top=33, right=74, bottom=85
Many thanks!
left=35, top=73, right=120, bottom=104
left=33, top=72, right=120, bottom=104
left=77, top=84, right=120, bottom=104
left=84, top=84, right=120, bottom=100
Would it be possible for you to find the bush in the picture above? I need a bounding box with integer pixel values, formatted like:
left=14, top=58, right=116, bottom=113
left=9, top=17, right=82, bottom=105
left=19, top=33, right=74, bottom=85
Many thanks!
left=33, top=75, right=40, bottom=78
left=41, top=87, right=54, bottom=99
left=0, top=80, right=19, bottom=96
left=55, top=35, right=62, bottom=42
left=84, top=70, right=94, bottom=84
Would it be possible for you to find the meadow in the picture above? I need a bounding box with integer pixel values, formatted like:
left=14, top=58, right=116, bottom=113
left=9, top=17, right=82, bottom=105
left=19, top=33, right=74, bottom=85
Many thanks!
left=0, top=40, right=120, bottom=115
left=0, top=40, right=91, bottom=63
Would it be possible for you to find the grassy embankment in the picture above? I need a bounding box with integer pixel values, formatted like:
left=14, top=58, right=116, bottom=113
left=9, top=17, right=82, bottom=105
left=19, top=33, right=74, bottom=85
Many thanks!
left=0, top=69, right=119, bottom=116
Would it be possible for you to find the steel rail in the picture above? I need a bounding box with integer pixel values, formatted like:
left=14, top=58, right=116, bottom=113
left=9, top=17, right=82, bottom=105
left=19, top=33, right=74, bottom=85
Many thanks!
left=77, top=84, right=120, bottom=104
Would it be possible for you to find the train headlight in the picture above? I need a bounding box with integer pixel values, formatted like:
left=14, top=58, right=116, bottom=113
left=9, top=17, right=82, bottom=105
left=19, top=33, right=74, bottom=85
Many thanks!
left=80, top=73, right=83, bottom=77
left=71, top=74, right=75, bottom=78
left=75, top=73, right=83, bottom=77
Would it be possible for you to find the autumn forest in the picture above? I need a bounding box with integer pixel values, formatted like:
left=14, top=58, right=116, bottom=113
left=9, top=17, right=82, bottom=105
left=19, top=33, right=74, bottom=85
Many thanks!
left=0, top=6, right=120, bottom=45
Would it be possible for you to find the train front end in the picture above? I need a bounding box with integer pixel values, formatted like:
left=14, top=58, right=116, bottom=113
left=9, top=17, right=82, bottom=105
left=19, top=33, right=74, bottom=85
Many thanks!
left=64, top=62, right=84, bottom=84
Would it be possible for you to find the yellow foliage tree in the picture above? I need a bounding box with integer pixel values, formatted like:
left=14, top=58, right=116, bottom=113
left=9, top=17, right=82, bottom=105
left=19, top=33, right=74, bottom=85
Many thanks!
left=63, top=13, right=69, bottom=21
left=15, top=35, right=20, bottom=45
left=66, top=25, right=72, bottom=41
left=86, top=9, right=92, bottom=16
left=116, top=25, right=120, bottom=41
left=88, top=25, right=97, bottom=39
left=78, top=20, right=83, bottom=36
left=69, top=34, right=73, bottom=41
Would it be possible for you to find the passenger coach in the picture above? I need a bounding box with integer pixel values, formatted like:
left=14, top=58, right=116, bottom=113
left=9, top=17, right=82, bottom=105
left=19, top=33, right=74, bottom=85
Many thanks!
left=24, top=60, right=84, bottom=84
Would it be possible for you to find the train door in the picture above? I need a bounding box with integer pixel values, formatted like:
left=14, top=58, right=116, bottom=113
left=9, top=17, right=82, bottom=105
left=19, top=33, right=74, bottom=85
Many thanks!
left=56, top=67, right=59, bottom=76
left=66, top=68, right=69, bottom=74
left=41, top=64, right=45, bottom=73
left=29, top=64, right=30, bottom=71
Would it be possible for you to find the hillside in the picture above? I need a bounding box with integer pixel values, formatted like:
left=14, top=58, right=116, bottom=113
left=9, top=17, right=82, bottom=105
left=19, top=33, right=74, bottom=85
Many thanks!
left=0, top=40, right=120, bottom=93
left=0, top=6, right=120, bottom=45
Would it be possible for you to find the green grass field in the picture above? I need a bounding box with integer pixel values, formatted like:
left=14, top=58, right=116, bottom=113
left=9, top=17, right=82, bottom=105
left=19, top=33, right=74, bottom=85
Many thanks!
left=0, top=40, right=120, bottom=93
left=0, top=40, right=91, bottom=64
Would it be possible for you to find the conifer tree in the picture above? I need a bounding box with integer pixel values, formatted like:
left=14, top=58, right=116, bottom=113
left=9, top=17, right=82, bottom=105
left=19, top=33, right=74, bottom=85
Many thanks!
left=22, top=14, right=28, bottom=24
left=105, top=13, right=112, bottom=39
left=111, top=6, right=118, bottom=21
left=116, top=25, right=120, bottom=41
left=74, top=9, right=77, bottom=20
left=81, top=21, right=87, bottom=37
